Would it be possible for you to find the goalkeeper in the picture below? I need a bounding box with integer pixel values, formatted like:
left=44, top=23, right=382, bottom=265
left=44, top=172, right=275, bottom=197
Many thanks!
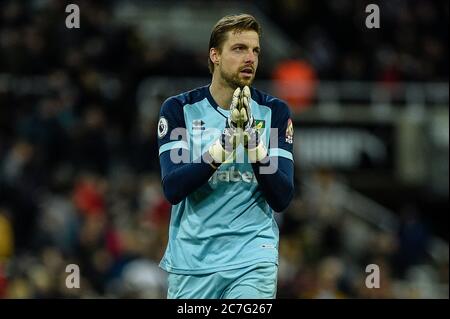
left=157, top=13, right=294, bottom=299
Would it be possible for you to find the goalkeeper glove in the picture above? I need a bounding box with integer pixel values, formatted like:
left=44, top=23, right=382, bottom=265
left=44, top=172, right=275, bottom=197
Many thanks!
left=239, top=86, right=268, bottom=162
left=208, top=87, right=242, bottom=165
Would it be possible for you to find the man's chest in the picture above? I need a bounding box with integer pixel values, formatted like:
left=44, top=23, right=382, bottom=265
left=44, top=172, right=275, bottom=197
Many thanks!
left=183, top=103, right=272, bottom=157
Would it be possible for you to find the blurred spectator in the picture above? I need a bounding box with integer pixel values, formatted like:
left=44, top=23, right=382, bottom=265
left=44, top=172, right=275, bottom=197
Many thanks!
left=272, top=58, right=317, bottom=111
left=73, top=173, right=107, bottom=216
left=394, top=206, right=431, bottom=277
left=0, top=208, right=14, bottom=262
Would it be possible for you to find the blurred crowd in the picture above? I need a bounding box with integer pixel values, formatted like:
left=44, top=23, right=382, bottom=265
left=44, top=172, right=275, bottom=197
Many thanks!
left=277, top=169, right=448, bottom=298
left=0, top=0, right=448, bottom=298
left=265, top=0, right=448, bottom=82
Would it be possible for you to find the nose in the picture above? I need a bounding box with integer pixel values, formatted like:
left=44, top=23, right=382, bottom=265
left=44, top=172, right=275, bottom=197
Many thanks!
left=244, top=49, right=257, bottom=64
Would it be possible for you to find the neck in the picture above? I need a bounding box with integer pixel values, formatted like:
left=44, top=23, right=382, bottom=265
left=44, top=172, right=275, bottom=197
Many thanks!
left=209, top=73, right=235, bottom=110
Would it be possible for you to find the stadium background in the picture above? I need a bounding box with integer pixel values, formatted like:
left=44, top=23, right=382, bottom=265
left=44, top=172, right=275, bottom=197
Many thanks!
left=0, top=0, right=448, bottom=298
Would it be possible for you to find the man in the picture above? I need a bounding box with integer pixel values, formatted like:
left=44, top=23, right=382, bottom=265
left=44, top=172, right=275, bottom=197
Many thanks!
left=157, top=14, right=294, bottom=299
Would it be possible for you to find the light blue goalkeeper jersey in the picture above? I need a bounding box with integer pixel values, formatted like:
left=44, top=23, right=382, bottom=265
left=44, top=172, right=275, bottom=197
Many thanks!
left=157, top=85, right=293, bottom=275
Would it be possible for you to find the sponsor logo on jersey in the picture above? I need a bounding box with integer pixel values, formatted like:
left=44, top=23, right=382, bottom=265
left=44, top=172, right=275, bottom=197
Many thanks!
left=208, top=166, right=257, bottom=184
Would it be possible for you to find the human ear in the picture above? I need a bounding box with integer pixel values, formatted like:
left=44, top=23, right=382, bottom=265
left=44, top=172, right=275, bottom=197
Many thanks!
left=210, top=48, right=220, bottom=66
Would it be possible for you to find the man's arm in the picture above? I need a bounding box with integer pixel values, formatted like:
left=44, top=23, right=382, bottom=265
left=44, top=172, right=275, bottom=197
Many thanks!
left=160, top=151, right=216, bottom=205
left=157, top=97, right=217, bottom=205
left=251, top=156, right=294, bottom=212
left=248, top=98, right=295, bottom=212
left=158, top=90, right=243, bottom=205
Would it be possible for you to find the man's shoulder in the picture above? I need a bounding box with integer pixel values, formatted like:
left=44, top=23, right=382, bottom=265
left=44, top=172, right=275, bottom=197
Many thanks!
left=251, top=87, right=291, bottom=114
left=163, top=85, right=209, bottom=109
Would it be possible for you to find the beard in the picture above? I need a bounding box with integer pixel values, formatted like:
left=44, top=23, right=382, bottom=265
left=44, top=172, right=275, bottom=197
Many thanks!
left=220, top=67, right=254, bottom=89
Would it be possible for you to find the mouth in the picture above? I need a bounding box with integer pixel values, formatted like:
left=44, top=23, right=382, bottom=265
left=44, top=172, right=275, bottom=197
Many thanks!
left=240, top=67, right=254, bottom=77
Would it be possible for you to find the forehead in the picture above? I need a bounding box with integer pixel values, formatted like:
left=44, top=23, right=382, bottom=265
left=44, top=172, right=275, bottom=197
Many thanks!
left=223, top=30, right=260, bottom=47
